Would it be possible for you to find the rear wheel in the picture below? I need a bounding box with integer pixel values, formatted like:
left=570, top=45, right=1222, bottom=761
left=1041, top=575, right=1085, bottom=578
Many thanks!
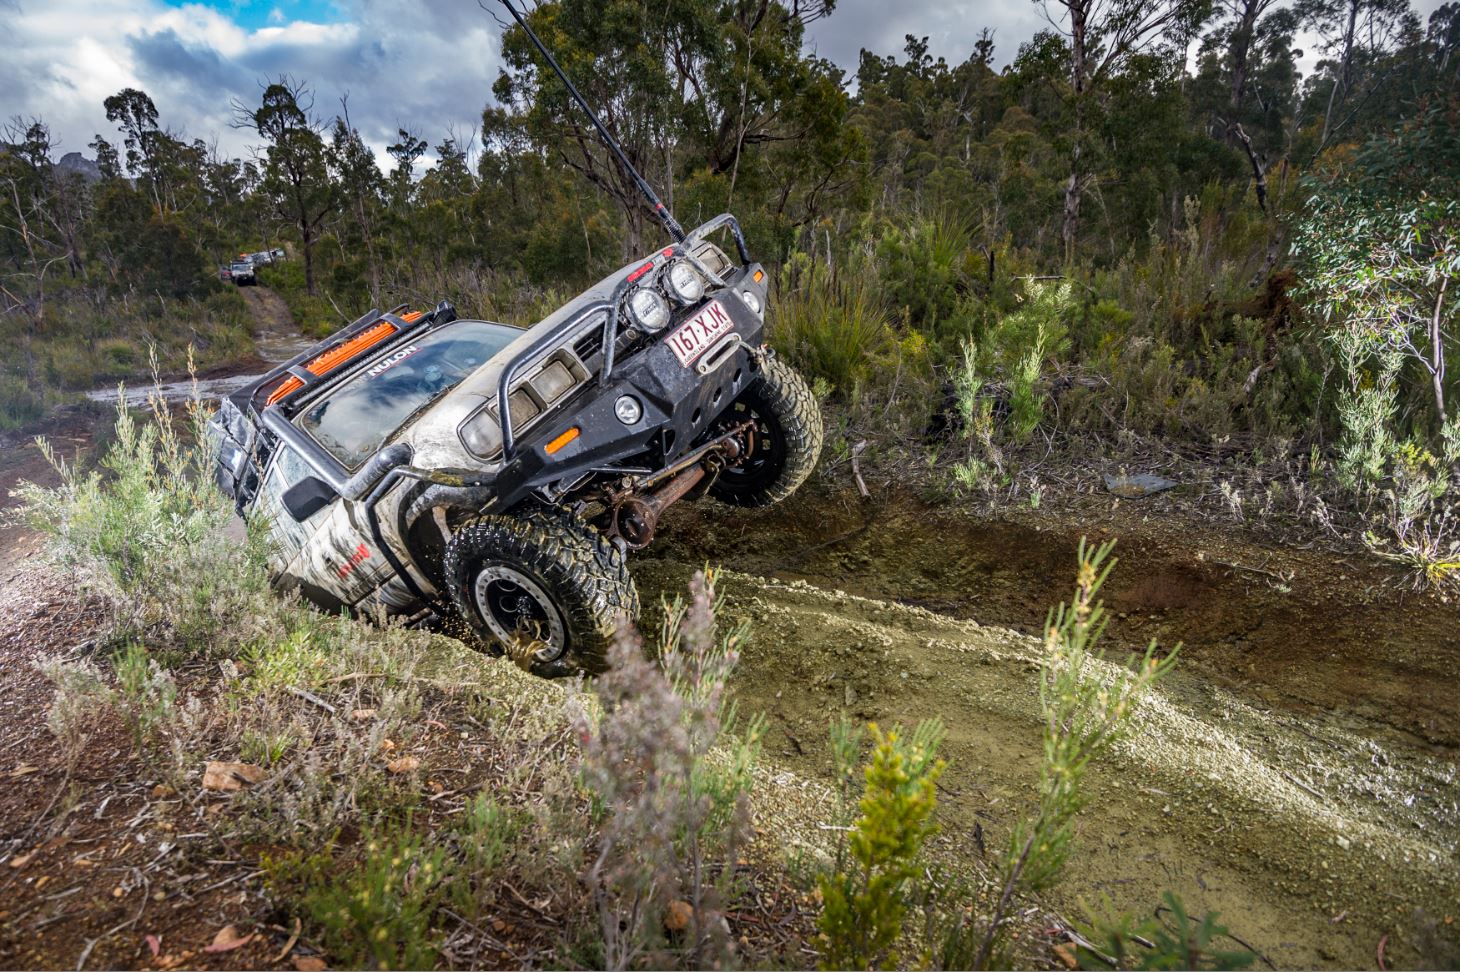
left=443, top=509, right=637, bottom=677
left=710, top=355, right=823, bottom=508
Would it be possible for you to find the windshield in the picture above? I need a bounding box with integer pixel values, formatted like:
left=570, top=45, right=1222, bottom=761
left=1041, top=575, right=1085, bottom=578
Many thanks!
left=297, top=320, right=520, bottom=469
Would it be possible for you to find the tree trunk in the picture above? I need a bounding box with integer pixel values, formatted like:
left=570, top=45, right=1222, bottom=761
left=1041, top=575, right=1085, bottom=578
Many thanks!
left=1061, top=0, right=1089, bottom=263
left=1432, top=276, right=1449, bottom=423
left=1225, top=0, right=1262, bottom=144
left=302, top=222, right=316, bottom=296
left=1231, top=123, right=1269, bottom=212
left=1319, top=0, right=1360, bottom=150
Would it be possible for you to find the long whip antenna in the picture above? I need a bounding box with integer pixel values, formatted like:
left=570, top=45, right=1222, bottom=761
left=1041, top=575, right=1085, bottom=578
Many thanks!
left=497, top=0, right=686, bottom=244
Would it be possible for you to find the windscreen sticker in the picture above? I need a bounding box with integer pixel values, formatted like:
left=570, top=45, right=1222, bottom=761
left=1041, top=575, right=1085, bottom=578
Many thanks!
left=366, top=345, right=419, bottom=378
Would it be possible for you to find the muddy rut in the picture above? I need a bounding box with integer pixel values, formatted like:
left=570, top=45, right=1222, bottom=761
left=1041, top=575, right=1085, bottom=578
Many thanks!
left=640, top=490, right=1460, bottom=969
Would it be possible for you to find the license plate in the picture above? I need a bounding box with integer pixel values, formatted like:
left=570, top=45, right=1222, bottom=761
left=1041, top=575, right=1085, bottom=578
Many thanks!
left=666, top=301, right=735, bottom=367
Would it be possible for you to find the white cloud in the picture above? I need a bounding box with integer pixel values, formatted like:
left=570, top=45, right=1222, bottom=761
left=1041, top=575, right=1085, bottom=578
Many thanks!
left=0, top=0, right=503, bottom=169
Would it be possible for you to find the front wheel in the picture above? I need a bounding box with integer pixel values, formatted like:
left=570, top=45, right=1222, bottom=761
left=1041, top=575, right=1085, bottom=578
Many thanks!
left=443, top=509, right=638, bottom=677
left=709, top=355, right=824, bottom=508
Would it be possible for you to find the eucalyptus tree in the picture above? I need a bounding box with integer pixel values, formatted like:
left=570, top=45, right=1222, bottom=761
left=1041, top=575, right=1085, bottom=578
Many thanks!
left=493, top=0, right=856, bottom=258
left=237, top=78, right=336, bottom=296
left=1029, top=0, right=1213, bottom=260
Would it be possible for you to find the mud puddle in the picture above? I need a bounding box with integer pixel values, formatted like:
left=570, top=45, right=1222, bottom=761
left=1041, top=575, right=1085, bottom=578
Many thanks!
left=640, top=489, right=1460, bottom=969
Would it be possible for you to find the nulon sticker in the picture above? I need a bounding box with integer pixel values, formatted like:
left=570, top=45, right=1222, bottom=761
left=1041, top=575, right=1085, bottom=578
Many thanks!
left=367, top=345, right=419, bottom=378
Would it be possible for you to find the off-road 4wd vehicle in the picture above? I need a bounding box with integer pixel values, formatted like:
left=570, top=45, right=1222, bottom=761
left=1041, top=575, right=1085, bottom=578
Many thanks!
left=208, top=2, right=823, bottom=675
left=230, top=260, right=257, bottom=286
left=208, top=214, right=822, bottom=675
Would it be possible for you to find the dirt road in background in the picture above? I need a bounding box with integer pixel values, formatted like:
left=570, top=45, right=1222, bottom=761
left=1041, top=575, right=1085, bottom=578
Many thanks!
left=642, top=490, right=1460, bottom=969
left=85, top=285, right=312, bottom=408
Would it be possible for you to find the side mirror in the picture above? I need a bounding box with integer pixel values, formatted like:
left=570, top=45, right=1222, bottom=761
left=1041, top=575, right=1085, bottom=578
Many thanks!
left=282, top=475, right=337, bottom=522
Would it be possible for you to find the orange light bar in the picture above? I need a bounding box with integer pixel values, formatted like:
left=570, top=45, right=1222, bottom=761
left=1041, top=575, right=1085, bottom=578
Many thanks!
left=544, top=427, right=581, bottom=455
left=753, top=269, right=764, bottom=283
left=266, top=318, right=400, bottom=405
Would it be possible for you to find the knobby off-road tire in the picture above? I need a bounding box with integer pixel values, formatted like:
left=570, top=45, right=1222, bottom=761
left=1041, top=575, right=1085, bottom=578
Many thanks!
left=710, top=355, right=823, bottom=508
left=443, top=508, right=638, bottom=678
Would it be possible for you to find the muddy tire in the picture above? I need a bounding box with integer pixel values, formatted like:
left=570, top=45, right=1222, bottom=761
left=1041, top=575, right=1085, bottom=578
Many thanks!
left=443, top=508, right=637, bottom=677
left=709, top=355, right=823, bottom=508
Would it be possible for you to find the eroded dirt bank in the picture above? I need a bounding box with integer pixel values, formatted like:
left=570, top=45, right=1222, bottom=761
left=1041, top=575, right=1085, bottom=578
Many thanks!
left=641, top=488, right=1460, bottom=969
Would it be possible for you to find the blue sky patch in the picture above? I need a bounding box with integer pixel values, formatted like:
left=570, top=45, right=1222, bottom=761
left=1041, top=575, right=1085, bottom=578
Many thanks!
left=167, top=0, right=345, bottom=30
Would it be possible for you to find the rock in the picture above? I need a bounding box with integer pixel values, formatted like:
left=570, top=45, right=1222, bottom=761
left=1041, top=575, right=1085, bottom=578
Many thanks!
left=202, top=761, right=266, bottom=792
left=1103, top=473, right=1178, bottom=498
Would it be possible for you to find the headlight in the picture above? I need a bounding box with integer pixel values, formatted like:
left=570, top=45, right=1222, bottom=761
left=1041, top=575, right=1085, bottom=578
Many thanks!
left=664, top=261, right=704, bottom=304
left=625, top=286, right=670, bottom=332
left=741, top=290, right=763, bottom=316
left=460, top=411, right=503, bottom=457
left=614, top=394, right=643, bottom=425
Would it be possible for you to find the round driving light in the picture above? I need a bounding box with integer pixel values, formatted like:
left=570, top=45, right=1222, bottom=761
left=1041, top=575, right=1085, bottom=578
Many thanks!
left=614, top=394, right=643, bottom=425
left=664, top=260, right=704, bottom=303
left=626, top=286, right=670, bottom=332
left=741, top=289, right=763, bottom=316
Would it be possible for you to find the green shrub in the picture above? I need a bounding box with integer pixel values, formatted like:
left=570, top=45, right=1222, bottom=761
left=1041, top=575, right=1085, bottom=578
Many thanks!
left=299, top=826, right=454, bottom=971
left=16, top=393, right=274, bottom=650
left=875, top=214, right=980, bottom=341
left=772, top=256, right=896, bottom=397
left=983, top=279, right=1071, bottom=373
left=817, top=720, right=945, bottom=971
left=113, top=642, right=177, bottom=753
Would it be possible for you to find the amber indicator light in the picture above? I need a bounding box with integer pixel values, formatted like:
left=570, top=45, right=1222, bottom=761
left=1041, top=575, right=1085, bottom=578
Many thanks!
left=545, top=427, right=581, bottom=455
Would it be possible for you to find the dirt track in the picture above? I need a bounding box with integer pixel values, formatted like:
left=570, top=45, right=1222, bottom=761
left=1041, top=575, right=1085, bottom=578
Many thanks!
left=642, top=489, right=1460, bottom=969
left=85, top=285, right=312, bottom=408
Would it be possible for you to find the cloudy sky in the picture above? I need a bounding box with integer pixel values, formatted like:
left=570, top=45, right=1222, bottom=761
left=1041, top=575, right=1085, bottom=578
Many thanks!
left=0, top=0, right=1445, bottom=171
